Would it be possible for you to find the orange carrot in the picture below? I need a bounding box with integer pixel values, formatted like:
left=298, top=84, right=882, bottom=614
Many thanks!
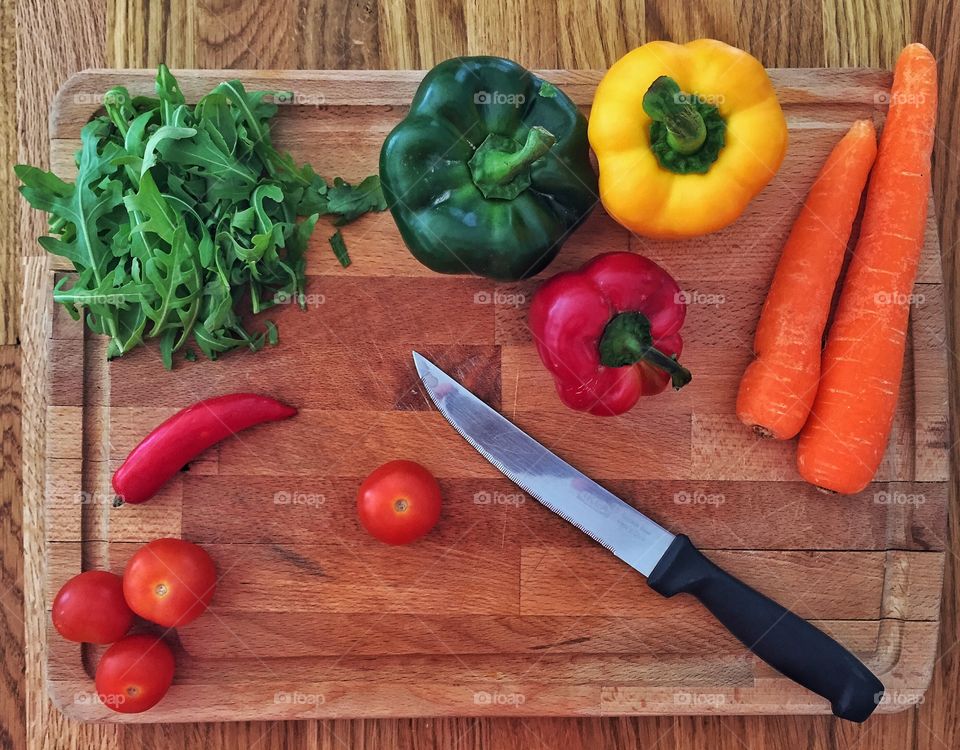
left=797, top=43, right=938, bottom=494
left=737, top=119, right=877, bottom=439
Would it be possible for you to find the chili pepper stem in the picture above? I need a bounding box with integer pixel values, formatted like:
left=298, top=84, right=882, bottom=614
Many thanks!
left=598, top=310, right=692, bottom=389
left=642, top=76, right=707, bottom=155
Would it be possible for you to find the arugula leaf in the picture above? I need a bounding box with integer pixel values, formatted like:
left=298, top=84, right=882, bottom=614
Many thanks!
left=538, top=81, right=558, bottom=98
left=140, top=220, right=202, bottom=341
left=141, top=125, right=197, bottom=176
left=195, top=92, right=238, bottom=155
left=327, top=175, right=387, bottom=225
left=124, top=170, right=179, bottom=243
left=329, top=229, right=350, bottom=268
left=17, top=65, right=386, bottom=368
left=156, top=63, right=186, bottom=124
left=17, top=122, right=123, bottom=277
left=265, top=320, right=279, bottom=345
left=157, top=128, right=259, bottom=191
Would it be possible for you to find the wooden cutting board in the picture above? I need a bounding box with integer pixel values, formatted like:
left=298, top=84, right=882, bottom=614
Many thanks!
left=42, top=68, right=948, bottom=723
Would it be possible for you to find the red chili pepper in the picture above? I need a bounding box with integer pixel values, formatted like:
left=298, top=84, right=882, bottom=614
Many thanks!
left=112, top=394, right=297, bottom=505
left=528, top=252, right=691, bottom=416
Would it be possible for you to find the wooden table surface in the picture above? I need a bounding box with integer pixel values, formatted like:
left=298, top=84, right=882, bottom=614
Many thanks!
left=4, top=0, right=959, bottom=748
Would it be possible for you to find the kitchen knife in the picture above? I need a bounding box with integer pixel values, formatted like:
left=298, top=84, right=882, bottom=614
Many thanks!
left=412, top=351, right=884, bottom=722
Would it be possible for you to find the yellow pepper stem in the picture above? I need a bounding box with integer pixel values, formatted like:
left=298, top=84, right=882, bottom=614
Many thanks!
left=642, top=76, right=707, bottom=154
left=642, top=76, right=726, bottom=175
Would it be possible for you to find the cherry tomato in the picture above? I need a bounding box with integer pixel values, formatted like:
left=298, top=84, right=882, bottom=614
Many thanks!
left=95, top=634, right=175, bottom=713
left=52, top=571, right=134, bottom=644
left=123, top=538, right=217, bottom=627
left=357, top=460, right=442, bottom=544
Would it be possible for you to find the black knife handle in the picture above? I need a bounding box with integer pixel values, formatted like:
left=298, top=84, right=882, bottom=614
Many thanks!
left=647, top=535, right=884, bottom=722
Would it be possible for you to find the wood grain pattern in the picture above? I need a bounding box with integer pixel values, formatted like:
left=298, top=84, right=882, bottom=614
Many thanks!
left=0, top=0, right=16, bottom=347
left=0, top=347, right=25, bottom=748
left=9, top=0, right=960, bottom=748
left=35, top=67, right=948, bottom=726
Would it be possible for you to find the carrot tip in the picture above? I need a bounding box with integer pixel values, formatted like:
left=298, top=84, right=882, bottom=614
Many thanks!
left=902, top=42, right=933, bottom=57
left=850, top=119, right=877, bottom=135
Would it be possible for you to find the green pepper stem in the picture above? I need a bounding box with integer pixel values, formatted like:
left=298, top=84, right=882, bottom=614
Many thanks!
left=598, top=311, right=692, bottom=390
left=642, top=76, right=707, bottom=155
left=469, top=126, right=556, bottom=199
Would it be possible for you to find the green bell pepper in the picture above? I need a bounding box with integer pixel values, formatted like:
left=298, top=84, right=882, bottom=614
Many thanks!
left=379, top=56, right=598, bottom=281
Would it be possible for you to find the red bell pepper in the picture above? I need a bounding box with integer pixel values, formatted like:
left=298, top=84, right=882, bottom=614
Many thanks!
left=529, top=252, right=691, bottom=416
left=113, top=394, right=297, bottom=505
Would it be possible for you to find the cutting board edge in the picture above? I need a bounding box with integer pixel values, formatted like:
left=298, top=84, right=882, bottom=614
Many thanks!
left=44, top=678, right=934, bottom=723
left=48, top=65, right=896, bottom=140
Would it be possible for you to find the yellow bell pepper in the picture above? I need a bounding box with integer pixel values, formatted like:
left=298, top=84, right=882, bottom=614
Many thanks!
left=588, top=39, right=788, bottom=238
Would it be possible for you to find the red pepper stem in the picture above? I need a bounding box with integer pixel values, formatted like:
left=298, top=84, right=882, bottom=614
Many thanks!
left=640, top=345, right=693, bottom=389
left=598, top=311, right=692, bottom=390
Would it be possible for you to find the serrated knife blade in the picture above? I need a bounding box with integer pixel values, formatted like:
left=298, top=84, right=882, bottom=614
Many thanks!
left=412, top=350, right=674, bottom=575
left=412, top=351, right=885, bottom=722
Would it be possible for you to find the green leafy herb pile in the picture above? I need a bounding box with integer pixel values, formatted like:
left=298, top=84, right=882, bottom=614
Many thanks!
left=17, top=64, right=386, bottom=368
